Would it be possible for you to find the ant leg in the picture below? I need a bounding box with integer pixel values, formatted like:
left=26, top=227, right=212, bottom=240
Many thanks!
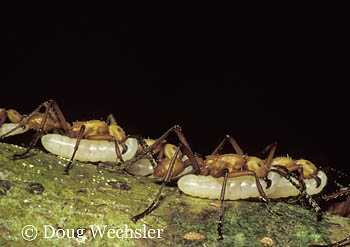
left=210, top=135, right=244, bottom=156
left=108, top=138, right=124, bottom=165
left=64, top=125, right=86, bottom=175
left=13, top=101, right=54, bottom=158
left=322, top=188, right=350, bottom=201
left=137, top=137, right=158, bottom=168
left=210, top=136, right=229, bottom=155
left=123, top=125, right=178, bottom=169
left=173, top=126, right=200, bottom=173
left=227, top=136, right=244, bottom=156
left=262, top=142, right=277, bottom=155
left=131, top=146, right=181, bottom=223
left=313, top=175, right=322, bottom=189
left=123, top=125, right=201, bottom=174
left=271, top=165, right=323, bottom=220
left=218, top=168, right=229, bottom=241
left=49, top=100, right=69, bottom=134
left=13, top=132, right=44, bottom=159
left=106, top=114, right=117, bottom=125
left=264, top=142, right=277, bottom=167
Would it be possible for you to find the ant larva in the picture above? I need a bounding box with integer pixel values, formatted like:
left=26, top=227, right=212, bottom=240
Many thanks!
left=0, top=100, right=138, bottom=175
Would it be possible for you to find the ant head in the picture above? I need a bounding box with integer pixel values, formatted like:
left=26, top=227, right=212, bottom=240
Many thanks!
left=295, top=159, right=318, bottom=178
left=154, top=158, right=185, bottom=178
left=246, top=156, right=268, bottom=177
left=7, top=109, right=22, bottom=123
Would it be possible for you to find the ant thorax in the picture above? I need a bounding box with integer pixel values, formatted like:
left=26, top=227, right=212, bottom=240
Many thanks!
left=69, top=120, right=109, bottom=137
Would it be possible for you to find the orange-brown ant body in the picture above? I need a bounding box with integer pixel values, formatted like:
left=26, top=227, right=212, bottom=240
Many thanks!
left=0, top=100, right=132, bottom=174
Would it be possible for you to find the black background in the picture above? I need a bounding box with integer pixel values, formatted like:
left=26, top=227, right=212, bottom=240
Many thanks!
left=2, top=12, right=349, bottom=175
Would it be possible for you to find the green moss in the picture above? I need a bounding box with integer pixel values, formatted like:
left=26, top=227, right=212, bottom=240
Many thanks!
left=0, top=142, right=349, bottom=246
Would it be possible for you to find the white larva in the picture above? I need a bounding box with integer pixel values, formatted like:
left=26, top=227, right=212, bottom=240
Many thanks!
left=0, top=123, right=29, bottom=137
left=125, top=155, right=193, bottom=178
left=41, top=134, right=138, bottom=162
left=268, top=170, right=327, bottom=198
left=126, top=158, right=155, bottom=176
left=178, top=170, right=327, bottom=200
left=178, top=171, right=281, bottom=200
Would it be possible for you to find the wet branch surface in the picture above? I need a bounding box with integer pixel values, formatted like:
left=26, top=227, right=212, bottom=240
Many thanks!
left=0, top=142, right=349, bottom=247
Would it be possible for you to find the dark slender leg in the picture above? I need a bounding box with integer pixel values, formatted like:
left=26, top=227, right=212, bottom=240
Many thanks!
left=131, top=146, right=181, bottom=223
left=253, top=173, right=270, bottom=205
left=227, top=136, right=244, bottom=156
left=49, top=100, right=70, bottom=134
left=271, top=165, right=322, bottom=220
left=218, top=168, right=229, bottom=241
left=264, top=142, right=277, bottom=167
left=137, top=137, right=158, bottom=168
left=322, top=188, right=350, bottom=201
left=64, top=125, right=86, bottom=175
left=211, top=135, right=244, bottom=156
left=13, top=101, right=53, bottom=158
left=211, top=135, right=229, bottom=155
left=114, top=140, right=124, bottom=165
left=172, top=126, right=200, bottom=173
left=106, top=114, right=117, bottom=125
left=123, top=126, right=177, bottom=168
left=123, top=125, right=201, bottom=174
left=313, top=175, right=322, bottom=189
left=262, top=142, right=277, bottom=155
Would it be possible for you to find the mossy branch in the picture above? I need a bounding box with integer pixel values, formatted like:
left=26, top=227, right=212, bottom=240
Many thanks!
left=0, top=142, right=349, bottom=246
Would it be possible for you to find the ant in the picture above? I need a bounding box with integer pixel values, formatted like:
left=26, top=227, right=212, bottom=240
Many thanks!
left=125, top=137, right=194, bottom=178
left=123, top=125, right=330, bottom=240
left=0, top=100, right=137, bottom=175
left=123, top=125, right=286, bottom=240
